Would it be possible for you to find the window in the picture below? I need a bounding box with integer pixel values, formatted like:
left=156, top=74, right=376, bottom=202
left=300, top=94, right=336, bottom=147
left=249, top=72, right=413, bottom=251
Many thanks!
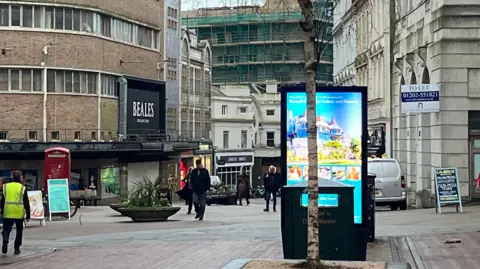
left=0, top=4, right=160, bottom=49
left=223, top=130, right=229, bottom=149
left=239, top=107, right=247, bottom=114
left=101, top=75, right=116, bottom=96
left=266, top=109, right=275, bottom=116
left=11, top=6, right=21, bottom=26
left=54, top=7, right=64, bottom=29
left=9, top=70, right=20, bottom=91
left=51, top=131, right=60, bottom=140
left=74, top=131, right=81, bottom=140
left=80, top=73, right=87, bottom=93
left=23, top=6, right=33, bottom=27
left=22, top=69, right=31, bottom=91
left=64, top=71, right=73, bottom=92
left=108, top=132, right=113, bottom=141
left=64, top=8, right=73, bottom=30
left=266, top=131, right=275, bottom=147
left=55, top=71, right=64, bottom=92
left=0, top=131, right=7, bottom=140
left=34, top=6, right=42, bottom=28
left=33, top=70, right=42, bottom=91
left=221, top=105, right=227, bottom=115
left=241, top=130, right=248, bottom=148
left=91, top=131, right=96, bottom=141
left=88, top=73, right=97, bottom=94
left=0, top=5, right=8, bottom=26
left=100, top=132, right=105, bottom=141
left=45, top=7, right=53, bottom=29
left=28, top=131, right=37, bottom=141
left=73, top=9, right=80, bottom=31
left=0, top=69, right=7, bottom=91
left=73, top=72, right=80, bottom=93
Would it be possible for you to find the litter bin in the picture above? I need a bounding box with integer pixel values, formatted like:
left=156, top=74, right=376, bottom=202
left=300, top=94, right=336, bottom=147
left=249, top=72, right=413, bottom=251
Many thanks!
left=281, top=179, right=356, bottom=261
left=366, top=173, right=376, bottom=242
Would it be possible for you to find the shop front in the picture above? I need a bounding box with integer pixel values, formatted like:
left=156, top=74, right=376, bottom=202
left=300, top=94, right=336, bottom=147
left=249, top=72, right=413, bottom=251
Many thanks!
left=180, top=142, right=213, bottom=178
left=368, top=124, right=386, bottom=158
left=215, top=152, right=254, bottom=190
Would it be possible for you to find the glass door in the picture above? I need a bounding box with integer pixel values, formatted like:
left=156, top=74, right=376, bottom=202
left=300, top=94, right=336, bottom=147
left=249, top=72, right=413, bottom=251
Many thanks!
left=470, top=137, right=480, bottom=199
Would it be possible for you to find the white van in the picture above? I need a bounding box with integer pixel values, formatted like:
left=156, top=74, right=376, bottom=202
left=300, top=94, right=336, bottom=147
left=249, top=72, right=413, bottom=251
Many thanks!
left=368, top=158, right=407, bottom=210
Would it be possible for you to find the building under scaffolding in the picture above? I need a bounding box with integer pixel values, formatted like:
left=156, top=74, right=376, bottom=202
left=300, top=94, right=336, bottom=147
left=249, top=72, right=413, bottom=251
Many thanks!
left=182, top=0, right=333, bottom=85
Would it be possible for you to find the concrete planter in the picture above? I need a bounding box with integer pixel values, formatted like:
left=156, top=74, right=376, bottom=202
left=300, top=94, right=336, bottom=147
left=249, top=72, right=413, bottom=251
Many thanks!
left=221, top=259, right=411, bottom=269
left=109, top=203, right=128, bottom=216
left=207, top=195, right=237, bottom=206
left=116, top=207, right=181, bottom=222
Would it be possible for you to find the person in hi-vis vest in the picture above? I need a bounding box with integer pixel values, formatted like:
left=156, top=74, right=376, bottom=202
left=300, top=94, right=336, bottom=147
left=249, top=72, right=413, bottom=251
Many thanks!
left=1, top=170, right=30, bottom=255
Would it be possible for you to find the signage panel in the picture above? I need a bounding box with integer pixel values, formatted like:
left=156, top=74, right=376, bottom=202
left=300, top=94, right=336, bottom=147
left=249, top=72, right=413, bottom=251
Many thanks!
left=284, top=89, right=367, bottom=225
left=127, top=88, right=164, bottom=134
left=401, top=84, right=440, bottom=113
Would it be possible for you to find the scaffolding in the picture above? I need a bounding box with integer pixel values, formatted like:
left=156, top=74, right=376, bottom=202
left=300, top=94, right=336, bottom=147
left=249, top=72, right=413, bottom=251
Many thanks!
left=182, top=0, right=334, bottom=85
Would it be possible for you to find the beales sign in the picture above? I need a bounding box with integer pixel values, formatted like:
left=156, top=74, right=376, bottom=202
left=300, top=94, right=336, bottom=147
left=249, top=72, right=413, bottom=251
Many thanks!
left=127, top=88, right=162, bottom=133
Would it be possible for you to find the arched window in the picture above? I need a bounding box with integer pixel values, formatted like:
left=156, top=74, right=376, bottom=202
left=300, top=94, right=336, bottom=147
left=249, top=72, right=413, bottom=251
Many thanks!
left=410, top=71, right=417, bottom=85
left=181, top=39, right=188, bottom=57
left=421, top=67, right=430, bottom=84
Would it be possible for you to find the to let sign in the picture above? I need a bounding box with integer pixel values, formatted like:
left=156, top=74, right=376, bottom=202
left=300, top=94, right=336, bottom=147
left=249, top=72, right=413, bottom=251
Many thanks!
left=434, top=167, right=463, bottom=214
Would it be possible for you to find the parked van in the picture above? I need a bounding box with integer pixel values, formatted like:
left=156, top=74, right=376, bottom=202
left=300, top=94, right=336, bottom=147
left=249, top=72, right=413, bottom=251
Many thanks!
left=368, top=158, right=407, bottom=210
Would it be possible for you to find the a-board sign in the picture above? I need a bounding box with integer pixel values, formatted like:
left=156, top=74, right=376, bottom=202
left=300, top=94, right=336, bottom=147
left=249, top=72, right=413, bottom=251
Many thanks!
left=434, top=168, right=463, bottom=214
left=47, top=178, right=71, bottom=220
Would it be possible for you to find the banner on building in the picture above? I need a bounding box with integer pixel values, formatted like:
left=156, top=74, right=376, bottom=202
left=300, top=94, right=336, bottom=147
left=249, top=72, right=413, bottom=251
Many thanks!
left=401, top=84, right=440, bottom=113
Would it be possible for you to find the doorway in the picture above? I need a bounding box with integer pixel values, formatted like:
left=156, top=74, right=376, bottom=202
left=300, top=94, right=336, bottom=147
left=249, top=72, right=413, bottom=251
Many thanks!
left=470, top=135, right=480, bottom=199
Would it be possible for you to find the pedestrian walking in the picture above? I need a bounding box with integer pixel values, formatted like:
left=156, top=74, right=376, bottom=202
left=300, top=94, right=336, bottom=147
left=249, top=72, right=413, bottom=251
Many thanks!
left=1, top=170, right=30, bottom=255
left=190, top=159, right=211, bottom=221
left=236, top=173, right=251, bottom=206
left=263, top=165, right=280, bottom=212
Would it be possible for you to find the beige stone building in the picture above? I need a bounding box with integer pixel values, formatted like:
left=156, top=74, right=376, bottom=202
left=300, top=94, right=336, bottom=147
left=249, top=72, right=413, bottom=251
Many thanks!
left=353, top=0, right=393, bottom=155
left=0, top=0, right=180, bottom=141
left=393, top=0, right=480, bottom=205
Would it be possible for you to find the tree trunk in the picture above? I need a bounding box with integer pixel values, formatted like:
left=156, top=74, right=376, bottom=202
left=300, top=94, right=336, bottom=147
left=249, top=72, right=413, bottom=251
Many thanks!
left=296, top=0, right=320, bottom=266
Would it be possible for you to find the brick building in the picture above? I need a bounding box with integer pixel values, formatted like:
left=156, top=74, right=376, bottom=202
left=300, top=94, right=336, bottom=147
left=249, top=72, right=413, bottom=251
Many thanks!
left=0, top=1, right=199, bottom=201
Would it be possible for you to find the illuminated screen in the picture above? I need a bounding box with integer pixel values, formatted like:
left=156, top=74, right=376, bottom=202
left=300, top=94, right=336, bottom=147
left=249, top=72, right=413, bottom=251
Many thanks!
left=286, top=92, right=363, bottom=224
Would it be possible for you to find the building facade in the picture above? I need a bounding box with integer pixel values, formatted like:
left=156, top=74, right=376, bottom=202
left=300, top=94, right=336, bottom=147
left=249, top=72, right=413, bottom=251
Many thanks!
left=392, top=0, right=480, bottom=206
left=353, top=0, right=393, bottom=156
left=182, top=0, right=333, bottom=86
left=0, top=1, right=198, bottom=202
left=211, top=85, right=255, bottom=190
left=333, top=0, right=356, bottom=86
left=179, top=28, right=213, bottom=172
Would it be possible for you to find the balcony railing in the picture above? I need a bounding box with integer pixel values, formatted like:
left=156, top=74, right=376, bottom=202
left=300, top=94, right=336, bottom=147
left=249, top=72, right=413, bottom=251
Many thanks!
left=0, top=129, right=211, bottom=143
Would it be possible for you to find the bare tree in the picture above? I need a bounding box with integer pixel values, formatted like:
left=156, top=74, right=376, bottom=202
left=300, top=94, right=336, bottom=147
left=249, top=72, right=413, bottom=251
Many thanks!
left=296, top=0, right=336, bottom=267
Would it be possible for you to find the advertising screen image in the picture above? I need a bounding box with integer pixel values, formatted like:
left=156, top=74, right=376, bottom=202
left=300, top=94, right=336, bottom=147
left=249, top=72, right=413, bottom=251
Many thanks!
left=286, top=92, right=363, bottom=224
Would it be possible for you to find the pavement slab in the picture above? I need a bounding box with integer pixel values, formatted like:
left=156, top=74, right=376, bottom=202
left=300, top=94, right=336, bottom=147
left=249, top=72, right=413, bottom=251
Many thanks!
left=5, top=200, right=480, bottom=268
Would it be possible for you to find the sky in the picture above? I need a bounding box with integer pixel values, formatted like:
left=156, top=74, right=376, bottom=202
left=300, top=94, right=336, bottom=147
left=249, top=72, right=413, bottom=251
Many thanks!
left=286, top=92, right=362, bottom=138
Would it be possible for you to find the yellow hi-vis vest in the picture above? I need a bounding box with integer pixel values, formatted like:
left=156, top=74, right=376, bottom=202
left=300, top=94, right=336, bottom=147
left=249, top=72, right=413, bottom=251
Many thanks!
left=3, top=182, right=25, bottom=219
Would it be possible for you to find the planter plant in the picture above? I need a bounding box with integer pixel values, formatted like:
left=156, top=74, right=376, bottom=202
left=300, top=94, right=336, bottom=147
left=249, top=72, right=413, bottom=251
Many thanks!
left=116, top=176, right=180, bottom=222
left=207, top=182, right=236, bottom=206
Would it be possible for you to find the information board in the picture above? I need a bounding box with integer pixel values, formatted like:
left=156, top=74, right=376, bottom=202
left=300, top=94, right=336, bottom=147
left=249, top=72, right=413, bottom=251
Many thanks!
left=434, top=168, right=463, bottom=213
left=285, top=91, right=364, bottom=224
left=47, top=178, right=71, bottom=220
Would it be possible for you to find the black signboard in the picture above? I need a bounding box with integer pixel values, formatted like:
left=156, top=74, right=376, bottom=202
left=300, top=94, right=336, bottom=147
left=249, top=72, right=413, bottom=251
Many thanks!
left=434, top=167, right=463, bottom=213
left=217, top=155, right=253, bottom=164
left=126, top=87, right=165, bottom=134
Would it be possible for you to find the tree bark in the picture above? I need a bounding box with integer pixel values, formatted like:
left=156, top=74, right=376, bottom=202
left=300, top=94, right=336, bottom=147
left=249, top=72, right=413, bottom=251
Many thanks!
left=297, top=0, right=320, bottom=266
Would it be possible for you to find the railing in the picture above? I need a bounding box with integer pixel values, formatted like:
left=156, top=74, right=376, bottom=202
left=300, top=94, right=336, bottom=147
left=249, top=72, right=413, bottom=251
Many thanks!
left=253, top=143, right=281, bottom=149
left=0, top=129, right=211, bottom=143
left=212, top=53, right=305, bottom=65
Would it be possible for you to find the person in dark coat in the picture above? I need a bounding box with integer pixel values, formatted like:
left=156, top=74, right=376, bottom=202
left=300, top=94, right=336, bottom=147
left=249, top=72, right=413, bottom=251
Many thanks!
left=263, top=165, right=280, bottom=212
left=190, top=159, right=211, bottom=221
left=183, top=167, right=194, bottom=214
left=236, top=173, right=251, bottom=206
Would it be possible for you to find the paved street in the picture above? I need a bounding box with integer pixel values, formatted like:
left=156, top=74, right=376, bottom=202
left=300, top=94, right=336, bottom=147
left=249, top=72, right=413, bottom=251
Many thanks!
left=2, top=200, right=480, bottom=268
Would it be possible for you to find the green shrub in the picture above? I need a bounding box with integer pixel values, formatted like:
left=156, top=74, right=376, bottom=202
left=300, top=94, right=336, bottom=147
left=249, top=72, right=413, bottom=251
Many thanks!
left=124, top=176, right=171, bottom=208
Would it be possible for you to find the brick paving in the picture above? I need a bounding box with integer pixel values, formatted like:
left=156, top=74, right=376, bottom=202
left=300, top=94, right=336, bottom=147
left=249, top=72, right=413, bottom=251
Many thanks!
left=411, top=231, right=480, bottom=269
left=6, top=241, right=283, bottom=269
